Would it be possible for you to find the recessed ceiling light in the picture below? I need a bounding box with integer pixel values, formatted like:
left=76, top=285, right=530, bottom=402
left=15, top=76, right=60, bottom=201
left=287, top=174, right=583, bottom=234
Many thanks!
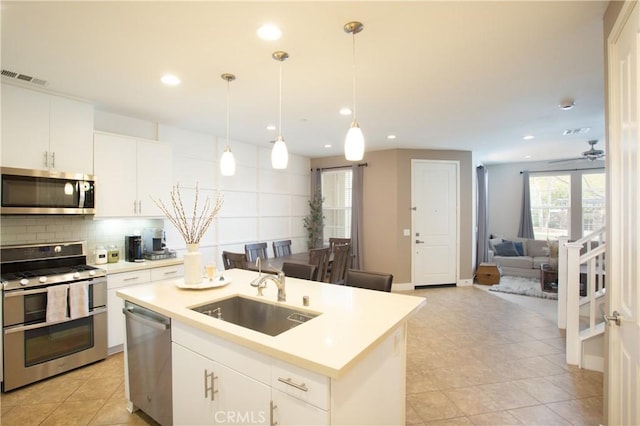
left=161, top=74, right=180, bottom=85
left=339, top=107, right=352, bottom=116
left=559, top=99, right=575, bottom=110
left=523, top=135, right=535, bottom=140
left=266, top=125, right=276, bottom=131
left=387, top=135, right=397, bottom=140
left=257, top=24, right=282, bottom=41
left=324, top=144, right=332, bottom=148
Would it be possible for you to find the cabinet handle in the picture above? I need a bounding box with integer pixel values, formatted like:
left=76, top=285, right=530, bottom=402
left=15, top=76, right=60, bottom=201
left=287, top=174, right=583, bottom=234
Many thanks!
left=204, top=369, right=218, bottom=401
left=277, top=377, right=308, bottom=392
left=270, top=400, right=278, bottom=426
left=164, top=271, right=178, bottom=275
left=51, top=152, right=55, bottom=168
left=133, top=200, right=137, bottom=215
left=123, top=276, right=139, bottom=282
left=138, top=200, right=142, bottom=215
left=43, top=151, right=48, bottom=168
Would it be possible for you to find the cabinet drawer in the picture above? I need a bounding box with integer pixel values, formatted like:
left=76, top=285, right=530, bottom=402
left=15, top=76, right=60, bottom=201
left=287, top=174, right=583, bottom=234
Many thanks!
left=272, top=359, right=329, bottom=410
left=150, top=265, right=184, bottom=282
left=107, top=270, right=151, bottom=289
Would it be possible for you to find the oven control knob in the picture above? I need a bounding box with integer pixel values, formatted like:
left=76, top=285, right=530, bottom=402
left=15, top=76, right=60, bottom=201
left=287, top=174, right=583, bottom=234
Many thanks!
left=20, top=278, right=29, bottom=286
left=73, top=272, right=81, bottom=279
left=89, top=270, right=96, bottom=276
left=39, top=276, right=47, bottom=283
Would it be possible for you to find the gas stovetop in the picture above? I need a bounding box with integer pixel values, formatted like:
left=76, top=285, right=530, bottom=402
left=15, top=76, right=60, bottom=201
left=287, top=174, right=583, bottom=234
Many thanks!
left=0, top=241, right=106, bottom=291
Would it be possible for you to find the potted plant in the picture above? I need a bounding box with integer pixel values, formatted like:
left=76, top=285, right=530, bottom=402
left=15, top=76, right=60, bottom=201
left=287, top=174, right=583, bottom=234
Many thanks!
left=303, top=193, right=324, bottom=249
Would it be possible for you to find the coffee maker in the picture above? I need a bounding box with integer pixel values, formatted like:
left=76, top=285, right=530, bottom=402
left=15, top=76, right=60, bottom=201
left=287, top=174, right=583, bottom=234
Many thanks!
left=124, top=235, right=144, bottom=262
left=143, top=228, right=165, bottom=254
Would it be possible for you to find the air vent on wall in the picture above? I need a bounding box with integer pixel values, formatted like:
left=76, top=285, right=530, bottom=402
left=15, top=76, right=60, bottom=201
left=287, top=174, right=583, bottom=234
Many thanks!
left=1, top=69, right=48, bottom=86
left=563, top=127, right=591, bottom=136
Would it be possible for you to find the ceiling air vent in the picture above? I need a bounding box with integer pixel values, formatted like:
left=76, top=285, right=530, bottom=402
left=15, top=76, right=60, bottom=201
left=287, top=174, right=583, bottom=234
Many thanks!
left=1, top=69, right=48, bottom=86
left=562, top=127, right=591, bottom=136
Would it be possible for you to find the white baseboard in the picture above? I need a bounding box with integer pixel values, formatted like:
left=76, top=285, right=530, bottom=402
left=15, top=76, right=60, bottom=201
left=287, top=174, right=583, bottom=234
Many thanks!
left=458, top=278, right=473, bottom=286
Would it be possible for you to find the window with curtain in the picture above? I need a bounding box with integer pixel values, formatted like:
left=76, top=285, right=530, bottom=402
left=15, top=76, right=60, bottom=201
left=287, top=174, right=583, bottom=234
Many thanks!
left=530, top=174, right=571, bottom=240
left=321, top=169, right=352, bottom=245
left=582, top=172, right=606, bottom=236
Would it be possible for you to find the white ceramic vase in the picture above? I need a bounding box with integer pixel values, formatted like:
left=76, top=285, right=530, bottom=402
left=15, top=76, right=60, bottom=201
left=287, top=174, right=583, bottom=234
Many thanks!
left=183, top=243, right=202, bottom=286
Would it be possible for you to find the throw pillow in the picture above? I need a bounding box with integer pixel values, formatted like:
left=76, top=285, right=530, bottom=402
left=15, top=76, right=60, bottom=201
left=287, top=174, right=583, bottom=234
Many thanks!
left=503, top=240, right=525, bottom=256
left=527, top=239, right=549, bottom=257
left=494, top=241, right=519, bottom=257
left=489, top=237, right=503, bottom=251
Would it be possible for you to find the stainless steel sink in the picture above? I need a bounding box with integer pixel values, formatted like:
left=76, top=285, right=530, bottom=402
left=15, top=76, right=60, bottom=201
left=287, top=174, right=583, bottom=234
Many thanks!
left=190, top=296, right=320, bottom=336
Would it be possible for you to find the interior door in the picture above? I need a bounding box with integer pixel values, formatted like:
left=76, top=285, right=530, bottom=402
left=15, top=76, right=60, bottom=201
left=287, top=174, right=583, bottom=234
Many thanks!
left=411, top=160, right=458, bottom=286
left=605, top=2, right=640, bottom=425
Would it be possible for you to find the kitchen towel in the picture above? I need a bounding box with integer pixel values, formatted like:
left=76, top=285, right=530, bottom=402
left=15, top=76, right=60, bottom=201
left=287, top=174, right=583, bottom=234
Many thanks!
left=69, top=281, right=89, bottom=319
left=46, top=284, right=70, bottom=322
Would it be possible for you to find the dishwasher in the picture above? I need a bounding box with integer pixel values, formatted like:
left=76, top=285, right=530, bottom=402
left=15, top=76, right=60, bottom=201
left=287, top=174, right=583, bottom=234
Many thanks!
left=123, top=301, right=172, bottom=426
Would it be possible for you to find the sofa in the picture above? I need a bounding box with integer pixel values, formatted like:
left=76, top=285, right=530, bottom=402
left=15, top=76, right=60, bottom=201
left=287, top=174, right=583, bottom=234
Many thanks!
left=487, top=236, right=552, bottom=278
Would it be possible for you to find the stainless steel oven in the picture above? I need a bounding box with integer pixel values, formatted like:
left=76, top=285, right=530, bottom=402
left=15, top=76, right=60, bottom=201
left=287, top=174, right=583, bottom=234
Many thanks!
left=1, top=242, right=107, bottom=391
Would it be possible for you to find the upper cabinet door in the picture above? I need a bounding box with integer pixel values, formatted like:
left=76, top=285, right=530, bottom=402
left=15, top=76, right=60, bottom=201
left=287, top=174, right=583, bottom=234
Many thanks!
left=49, top=96, right=94, bottom=175
left=93, top=133, right=138, bottom=217
left=1, top=84, right=94, bottom=174
left=136, top=139, right=172, bottom=217
left=1, top=84, right=50, bottom=170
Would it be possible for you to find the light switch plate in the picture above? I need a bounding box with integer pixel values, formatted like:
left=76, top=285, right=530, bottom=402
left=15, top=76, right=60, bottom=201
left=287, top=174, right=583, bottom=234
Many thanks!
left=403, top=229, right=410, bottom=236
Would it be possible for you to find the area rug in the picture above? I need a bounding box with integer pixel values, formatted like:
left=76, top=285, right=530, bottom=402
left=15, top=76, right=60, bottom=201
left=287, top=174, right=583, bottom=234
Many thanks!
left=488, top=276, right=558, bottom=300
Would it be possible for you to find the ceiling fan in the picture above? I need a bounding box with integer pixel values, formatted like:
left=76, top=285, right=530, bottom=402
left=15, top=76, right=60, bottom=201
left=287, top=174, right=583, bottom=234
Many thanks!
left=550, top=139, right=605, bottom=163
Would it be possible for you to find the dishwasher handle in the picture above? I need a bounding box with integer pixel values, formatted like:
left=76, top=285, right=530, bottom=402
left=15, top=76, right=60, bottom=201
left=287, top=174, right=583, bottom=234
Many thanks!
left=123, top=306, right=170, bottom=331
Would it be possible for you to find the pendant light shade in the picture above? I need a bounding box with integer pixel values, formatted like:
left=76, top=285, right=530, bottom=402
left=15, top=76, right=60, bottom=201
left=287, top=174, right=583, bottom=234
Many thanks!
left=344, top=21, right=365, bottom=161
left=345, top=121, right=364, bottom=161
left=271, top=51, right=289, bottom=169
left=220, top=73, right=236, bottom=176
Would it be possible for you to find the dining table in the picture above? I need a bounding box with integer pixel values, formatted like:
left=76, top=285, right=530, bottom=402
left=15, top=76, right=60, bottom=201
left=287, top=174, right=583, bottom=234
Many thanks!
left=245, top=251, right=313, bottom=274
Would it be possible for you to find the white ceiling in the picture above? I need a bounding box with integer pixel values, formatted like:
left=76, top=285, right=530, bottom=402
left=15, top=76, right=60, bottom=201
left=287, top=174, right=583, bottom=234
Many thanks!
left=1, top=1, right=609, bottom=165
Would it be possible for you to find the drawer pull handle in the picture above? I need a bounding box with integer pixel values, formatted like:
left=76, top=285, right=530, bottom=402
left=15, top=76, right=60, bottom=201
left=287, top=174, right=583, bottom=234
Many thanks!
left=123, top=277, right=140, bottom=282
left=204, top=369, right=218, bottom=401
left=164, top=271, right=178, bottom=275
left=277, top=377, right=308, bottom=392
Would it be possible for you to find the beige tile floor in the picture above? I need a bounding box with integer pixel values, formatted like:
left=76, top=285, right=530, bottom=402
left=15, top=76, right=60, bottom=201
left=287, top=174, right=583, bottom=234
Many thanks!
left=1, top=285, right=603, bottom=425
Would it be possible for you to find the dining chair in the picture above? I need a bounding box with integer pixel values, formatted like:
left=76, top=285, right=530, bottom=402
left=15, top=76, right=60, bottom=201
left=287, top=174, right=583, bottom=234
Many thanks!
left=308, top=247, right=331, bottom=282
left=329, top=238, right=351, bottom=252
left=344, top=269, right=393, bottom=292
left=244, top=243, right=268, bottom=263
left=272, top=240, right=292, bottom=258
left=281, top=262, right=317, bottom=280
left=328, top=243, right=351, bottom=284
left=221, top=251, right=247, bottom=270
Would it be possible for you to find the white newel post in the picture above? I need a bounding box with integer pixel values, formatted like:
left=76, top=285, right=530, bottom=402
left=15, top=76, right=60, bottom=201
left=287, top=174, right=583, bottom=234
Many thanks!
left=557, top=236, right=569, bottom=330
left=565, top=242, right=582, bottom=366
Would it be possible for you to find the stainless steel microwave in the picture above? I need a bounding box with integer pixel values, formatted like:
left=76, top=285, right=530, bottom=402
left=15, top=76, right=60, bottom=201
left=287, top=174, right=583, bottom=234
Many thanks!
left=0, top=167, right=96, bottom=214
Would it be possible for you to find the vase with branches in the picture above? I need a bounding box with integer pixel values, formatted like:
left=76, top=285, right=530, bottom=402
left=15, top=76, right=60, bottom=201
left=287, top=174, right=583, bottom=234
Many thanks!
left=303, top=193, right=324, bottom=249
left=152, top=183, right=224, bottom=285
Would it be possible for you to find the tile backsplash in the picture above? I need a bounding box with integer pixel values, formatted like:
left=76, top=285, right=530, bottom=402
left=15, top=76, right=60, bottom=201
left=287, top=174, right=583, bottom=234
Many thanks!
left=0, top=215, right=164, bottom=263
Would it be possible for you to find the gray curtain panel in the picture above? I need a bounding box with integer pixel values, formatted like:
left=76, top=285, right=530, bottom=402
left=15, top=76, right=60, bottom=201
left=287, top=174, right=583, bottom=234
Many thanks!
left=310, top=168, right=323, bottom=245
left=476, top=165, right=489, bottom=264
left=518, top=171, right=535, bottom=238
left=350, top=164, right=364, bottom=269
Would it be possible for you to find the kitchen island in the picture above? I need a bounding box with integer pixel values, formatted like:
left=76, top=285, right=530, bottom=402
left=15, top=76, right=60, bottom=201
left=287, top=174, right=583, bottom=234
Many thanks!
left=117, top=268, right=425, bottom=425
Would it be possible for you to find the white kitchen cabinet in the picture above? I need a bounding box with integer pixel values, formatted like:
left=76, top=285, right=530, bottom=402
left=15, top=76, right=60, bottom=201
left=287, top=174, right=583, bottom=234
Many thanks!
left=94, top=132, right=172, bottom=217
left=271, top=389, right=328, bottom=426
left=107, top=264, right=183, bottom=352
left=1, top=84, right=94, bottom=174
left=172, top=343, right=270, bottom=425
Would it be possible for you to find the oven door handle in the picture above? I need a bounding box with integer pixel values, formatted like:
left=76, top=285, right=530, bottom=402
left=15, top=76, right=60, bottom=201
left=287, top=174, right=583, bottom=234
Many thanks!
left=3, top=307, right=107, bottom=334
left=3, top=277, right=107, bottom=297
left=122, top=306, right=170, bottom=331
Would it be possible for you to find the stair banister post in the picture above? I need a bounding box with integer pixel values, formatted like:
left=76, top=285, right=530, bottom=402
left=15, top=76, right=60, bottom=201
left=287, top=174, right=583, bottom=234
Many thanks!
left=557, top=236, right=570, bottom=330
left=565, top=241, right=583, bottom=366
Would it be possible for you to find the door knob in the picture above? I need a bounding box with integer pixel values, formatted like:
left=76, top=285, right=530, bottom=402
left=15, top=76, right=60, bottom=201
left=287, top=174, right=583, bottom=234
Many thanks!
left=603, top=310, right=621, bottom=326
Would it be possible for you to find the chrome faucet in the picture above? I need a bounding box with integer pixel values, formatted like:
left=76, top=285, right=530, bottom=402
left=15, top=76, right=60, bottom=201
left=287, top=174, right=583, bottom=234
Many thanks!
left=249, top=258, right=263, bottom=287
left=251, top=271, right=286, bottom=302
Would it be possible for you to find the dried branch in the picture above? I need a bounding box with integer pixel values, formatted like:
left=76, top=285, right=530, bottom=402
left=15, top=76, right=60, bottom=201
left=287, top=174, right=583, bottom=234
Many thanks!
left=151, top=182, right=224, bottom=245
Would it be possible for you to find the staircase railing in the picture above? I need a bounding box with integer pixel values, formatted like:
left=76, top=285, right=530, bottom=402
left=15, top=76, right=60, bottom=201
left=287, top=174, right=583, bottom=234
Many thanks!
left=558, top=226, right=606, bottom=366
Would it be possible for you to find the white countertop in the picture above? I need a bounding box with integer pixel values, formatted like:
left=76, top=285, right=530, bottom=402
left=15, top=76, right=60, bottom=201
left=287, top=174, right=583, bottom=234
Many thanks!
left=117, top=268, right=425, bottom=378
left=92, top=258, right=183, bottom=274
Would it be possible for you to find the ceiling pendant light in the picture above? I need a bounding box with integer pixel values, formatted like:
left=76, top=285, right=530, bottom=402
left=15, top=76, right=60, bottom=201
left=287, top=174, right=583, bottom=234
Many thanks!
left=271, top=51, right=289, bottom=169
left=344, top=21, right=365, bottom=161
left=220, top=73, right=236, bottom=176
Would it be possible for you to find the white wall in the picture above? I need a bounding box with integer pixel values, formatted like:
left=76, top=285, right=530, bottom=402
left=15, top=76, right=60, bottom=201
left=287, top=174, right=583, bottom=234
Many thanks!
left=487, top=159, right=605, bottom=238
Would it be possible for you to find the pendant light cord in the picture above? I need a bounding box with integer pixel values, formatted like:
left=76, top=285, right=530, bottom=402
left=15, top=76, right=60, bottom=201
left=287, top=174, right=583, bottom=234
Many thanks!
left=352, top=32, right=357, bottom=122
left=226, top=79, right=230, bottom=148
left=279, top=60, right=283, bottom=137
